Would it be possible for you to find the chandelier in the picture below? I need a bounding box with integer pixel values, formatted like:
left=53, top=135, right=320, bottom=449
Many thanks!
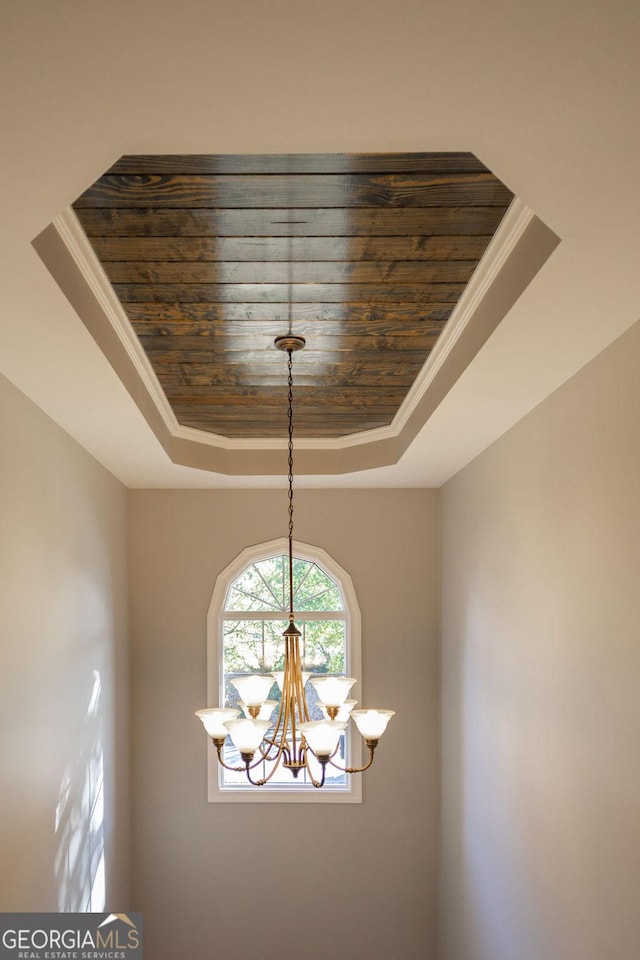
left=196, top=335, right=395, bottom=788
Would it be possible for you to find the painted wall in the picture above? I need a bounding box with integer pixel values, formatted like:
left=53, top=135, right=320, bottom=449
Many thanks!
left=0, top=373, right=129, bottom=911
left=128, top=488, right=438, bottom=960
left=439, top=319, right=640, bottom=960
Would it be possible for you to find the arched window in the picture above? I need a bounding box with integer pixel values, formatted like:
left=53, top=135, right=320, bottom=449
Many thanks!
left=206, top=538, right=362, bottom=803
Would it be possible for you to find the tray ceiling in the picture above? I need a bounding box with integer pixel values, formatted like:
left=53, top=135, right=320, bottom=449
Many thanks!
left=71, top=152, right=513, bottom=440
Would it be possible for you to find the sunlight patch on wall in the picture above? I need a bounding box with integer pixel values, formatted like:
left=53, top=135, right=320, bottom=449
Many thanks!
left=54, top=670, right=105, bottom=911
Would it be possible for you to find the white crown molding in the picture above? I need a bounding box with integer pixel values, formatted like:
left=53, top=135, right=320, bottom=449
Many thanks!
left=390, top=196, right=533, bottom=433
left=173, top=422, right=287, bottom=450
left=54, top=208, right=180, bottom=432
left=53, top=197, right=532, bottom=457
left=171, top=421, right=393, bottom=451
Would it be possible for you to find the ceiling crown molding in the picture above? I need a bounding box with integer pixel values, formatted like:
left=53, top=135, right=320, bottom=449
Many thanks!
left=37, top=197, right=557, bottom=476
left=392, top=197, right=532, bottom=435
left=54, top=209, right=181, bottom=434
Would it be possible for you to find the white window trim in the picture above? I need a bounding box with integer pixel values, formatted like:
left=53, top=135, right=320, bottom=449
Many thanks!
left=205, top=537, right=363, bottom=803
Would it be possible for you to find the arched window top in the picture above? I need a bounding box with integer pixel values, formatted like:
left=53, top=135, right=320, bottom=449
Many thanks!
left=226, top=556, right=344, bottom=613
left=209, top=537, right=357, bottom=624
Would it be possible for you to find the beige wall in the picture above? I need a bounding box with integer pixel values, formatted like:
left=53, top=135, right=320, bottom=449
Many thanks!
left=0, top=373, right=129, bottom=911
left=440, top=319, right=640, bottom=960
left=128, top=488, right=438, bottom=960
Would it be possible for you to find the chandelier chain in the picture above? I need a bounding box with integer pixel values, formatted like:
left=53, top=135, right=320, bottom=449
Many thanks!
left=287, top=348, right=295, bottom=621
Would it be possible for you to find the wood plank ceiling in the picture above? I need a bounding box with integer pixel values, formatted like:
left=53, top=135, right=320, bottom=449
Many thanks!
left=72, top=153, right=513, bottom=438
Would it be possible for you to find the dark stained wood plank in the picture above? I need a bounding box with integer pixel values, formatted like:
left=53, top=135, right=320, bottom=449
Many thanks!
left=107, top=152, right=491, bottom=176
left=164, top=384, right=407, bottom=403
left=137, top=333, right=440, bottom=355
left=75, top=205, right=510, bottom=237
left=130, top=319, right=448, bottom=339
left=155, top=357, right=426, bottom=388
left=173, top=402, right=401, bottom=415
left=159, top=373, right=419, bottom=390
left=122, top=301, right=454, bottom=323
left=89, top=234, right=494, bottom=262
left=176, top=404, right=398, bottom=421
left=74, top=172, right=513, bottom=209
left=156, top=356, right=423, bottom=393
left=144, top=347, right=436, bottom=364
left=114, top=282, right=465, bottom=303
left=166, top=384, right=410, bottom=435
left=105, top=259, right=477, bottom=285
left=172, top=403, right=402, bottom=421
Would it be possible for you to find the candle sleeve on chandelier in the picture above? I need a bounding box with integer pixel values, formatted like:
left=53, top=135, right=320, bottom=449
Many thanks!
left=239, top=699, right=277, bottom=720
left=230, top=675, right=275, bottom=706
left=299, top=720, right=347, bottom=758
left=309, top=676, right=357, bottom=707
left=195, top=707, right=240, bottom=738
left=350, top=709, right=396, bottom=739
left=319, top=699, right=357, bottom=722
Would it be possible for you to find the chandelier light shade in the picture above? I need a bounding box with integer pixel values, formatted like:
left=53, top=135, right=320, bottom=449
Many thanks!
left=309, top=675, right=357, bottom=707
left=196, top=335, right=395, bottom=788
left=195, top=707, right=240, bottom=738
left=230, top=674, right=276, bottom=707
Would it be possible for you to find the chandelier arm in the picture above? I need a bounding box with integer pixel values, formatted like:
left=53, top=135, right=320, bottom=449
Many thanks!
left=247, top=745, right=289, bottom=785
left=259, top=721, right=292, bottom=753
left=343, top=744, right=377, bottom=774
left=216, top=757, right=249, bottom=773
left=286, top=641, right=298, bottom=757
left=215, top=738, right=291, bottom=784
left=213, top=743, right=262, bottom=774
left=258, top=736, right=283, bottom=761
left=268, top=680, right=288, bottom=747
left=285, top=634, right=308, bottom=765
left=321, top=743, right=342, bottom=768
left=249, top=708, right=296, bottom=781
left=293, top=638, right=310, bottom=723
left=244, top=642, right=305, bottom=785
left=244, top=721, right=307, bottom=788
left=264, top=646, right=296, bottom=759
left=244, top=760, right=268, bottom=787
left=302, top=749, right=328, bottom=789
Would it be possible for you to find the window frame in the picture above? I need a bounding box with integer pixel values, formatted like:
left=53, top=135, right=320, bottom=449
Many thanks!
left=205, top=537, right=363, bottom=803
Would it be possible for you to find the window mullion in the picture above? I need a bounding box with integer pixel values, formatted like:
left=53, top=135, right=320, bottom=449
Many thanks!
left=224, top=610, right=345, bottom=622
